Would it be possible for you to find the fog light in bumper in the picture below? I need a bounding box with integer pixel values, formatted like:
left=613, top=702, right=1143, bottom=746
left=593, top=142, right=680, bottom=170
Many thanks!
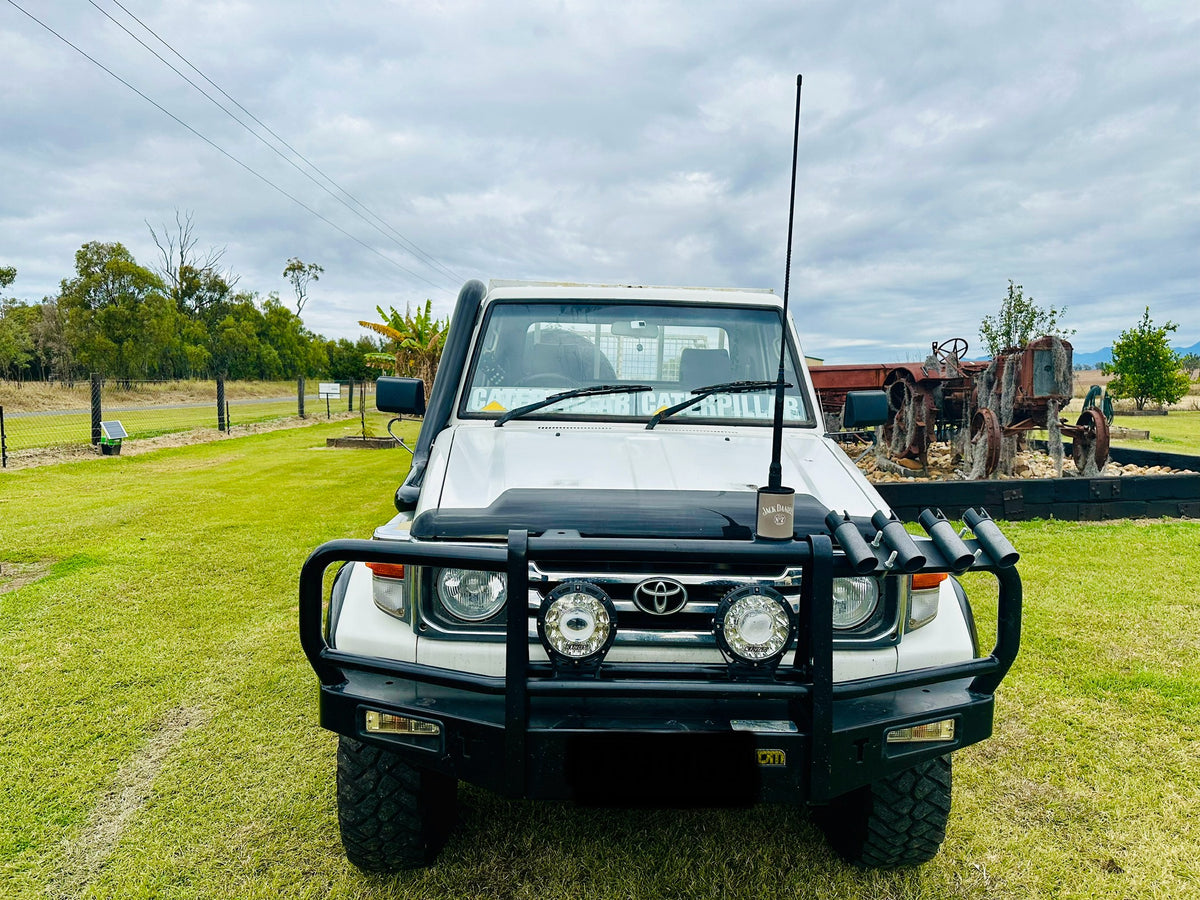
left=886, top=718, right=956, bottom=743
left=364, top=711, right=441, bottom=736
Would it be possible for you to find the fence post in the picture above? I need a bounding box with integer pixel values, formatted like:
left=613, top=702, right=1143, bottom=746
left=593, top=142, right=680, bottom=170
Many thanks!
left=216, top=376, right=227, bottom=432
left=90, top=373, right=102, bottom=445
left=359, top=382, right=367, bottom=438
left=1, top=405, right=7, bottom=468
left=348, top=378, right=355, bottom=412
left=298, top=377, right=306, bottom=418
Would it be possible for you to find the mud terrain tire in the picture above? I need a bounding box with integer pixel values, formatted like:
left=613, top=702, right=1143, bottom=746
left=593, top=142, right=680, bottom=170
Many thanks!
left=817, top=754, right=951, bottom=867
left=336, top=736, right=457, bottom=872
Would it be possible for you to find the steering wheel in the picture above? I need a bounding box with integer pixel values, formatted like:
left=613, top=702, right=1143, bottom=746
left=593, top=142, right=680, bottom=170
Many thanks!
left=934, top=338, right=969, bottom=360
left=523, top=373, right=578, bottom=388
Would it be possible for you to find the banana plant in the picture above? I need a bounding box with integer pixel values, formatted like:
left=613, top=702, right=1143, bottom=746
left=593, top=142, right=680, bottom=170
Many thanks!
left=359, top=299, right=448, bottom=391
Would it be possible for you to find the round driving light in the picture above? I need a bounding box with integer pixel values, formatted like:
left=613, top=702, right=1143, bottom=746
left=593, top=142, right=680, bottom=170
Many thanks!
left=714, top=585, right=794, bottom=665
left=538, top=582, right=617, bottom=666
left=435, top=567, right=507, bottom=621
left=832, top=576, right=880, bottom=629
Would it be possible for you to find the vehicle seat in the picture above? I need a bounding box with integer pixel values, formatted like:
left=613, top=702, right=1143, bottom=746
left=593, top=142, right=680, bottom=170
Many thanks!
left=525, top=335, right=617, bottom=383
left=679, top=348, right=731, bottom=388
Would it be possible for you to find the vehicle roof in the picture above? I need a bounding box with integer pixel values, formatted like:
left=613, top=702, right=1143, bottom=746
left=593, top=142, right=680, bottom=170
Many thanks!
left=486, top=279, right=780, bottom=307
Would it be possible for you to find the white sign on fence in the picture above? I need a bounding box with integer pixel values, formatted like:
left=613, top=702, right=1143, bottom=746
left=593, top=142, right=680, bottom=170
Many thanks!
left=318, top=382, right=341, bottom=400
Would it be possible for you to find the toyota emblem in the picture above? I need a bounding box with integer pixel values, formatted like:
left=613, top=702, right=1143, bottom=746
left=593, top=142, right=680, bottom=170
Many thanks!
left=632, top=578, right=688, bottom=615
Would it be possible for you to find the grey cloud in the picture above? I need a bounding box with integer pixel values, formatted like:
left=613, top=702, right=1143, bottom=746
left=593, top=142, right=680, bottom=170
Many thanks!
left=1, top=0, right=1196, bottom=362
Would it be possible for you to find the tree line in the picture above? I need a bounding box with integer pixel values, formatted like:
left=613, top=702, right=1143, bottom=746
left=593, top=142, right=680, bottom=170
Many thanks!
left=0, top=222, right=387, bottom=383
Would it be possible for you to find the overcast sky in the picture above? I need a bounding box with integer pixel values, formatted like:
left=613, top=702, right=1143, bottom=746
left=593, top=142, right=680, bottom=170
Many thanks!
left=2, top=1, right=1197, bottom=362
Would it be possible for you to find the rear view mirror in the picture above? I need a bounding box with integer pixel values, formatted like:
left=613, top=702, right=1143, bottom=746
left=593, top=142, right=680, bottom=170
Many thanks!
left=611, top=320, right=660, bottom=338
left=843, top=390, right=888, bottom=428
left=376, top=377, right=426, bottom=416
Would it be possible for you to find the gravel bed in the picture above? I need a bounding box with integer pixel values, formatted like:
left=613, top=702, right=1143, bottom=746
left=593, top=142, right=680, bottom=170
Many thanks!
left=840, top=440, right=1197, bottom=483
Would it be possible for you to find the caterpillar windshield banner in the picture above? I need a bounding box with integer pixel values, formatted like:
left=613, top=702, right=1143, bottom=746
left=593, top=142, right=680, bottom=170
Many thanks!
left=467, top=387, right=807, bottom=422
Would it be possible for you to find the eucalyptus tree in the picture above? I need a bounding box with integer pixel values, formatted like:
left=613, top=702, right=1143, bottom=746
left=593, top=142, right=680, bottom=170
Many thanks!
left=57, top=242, right=177, bottom=378
left=283, top=257, right=323, bottom=315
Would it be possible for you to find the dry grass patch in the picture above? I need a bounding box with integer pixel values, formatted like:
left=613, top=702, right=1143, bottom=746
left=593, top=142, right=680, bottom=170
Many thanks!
left=48, top=705, right=211, bottom=900
left=0, top=559, right=53, bottom=595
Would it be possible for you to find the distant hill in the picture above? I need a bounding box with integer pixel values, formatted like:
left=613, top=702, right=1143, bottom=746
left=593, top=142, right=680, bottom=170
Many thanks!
left=1073, top=339, right=1200, bottom=369
left=1073, top=346, right=1114, bottom=367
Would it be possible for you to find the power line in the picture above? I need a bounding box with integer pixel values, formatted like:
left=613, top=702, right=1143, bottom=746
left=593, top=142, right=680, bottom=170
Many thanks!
left=5, top=0, right=448, bottom=292
left=86, top=0, right=454, bottom=293
left=100, top=0, right=466, bottom=287
left=91, top=0, right=461, bottom=290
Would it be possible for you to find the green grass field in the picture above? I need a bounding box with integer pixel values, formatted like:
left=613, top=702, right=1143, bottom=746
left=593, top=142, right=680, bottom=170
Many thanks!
left=1, top=422, right=1198, bottom=899
left=1109, top=410, right=1200, bottom=456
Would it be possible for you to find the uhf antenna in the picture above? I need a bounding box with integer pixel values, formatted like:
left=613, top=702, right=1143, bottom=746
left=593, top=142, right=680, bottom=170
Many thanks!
left=757, top=74, right=802, bottom=540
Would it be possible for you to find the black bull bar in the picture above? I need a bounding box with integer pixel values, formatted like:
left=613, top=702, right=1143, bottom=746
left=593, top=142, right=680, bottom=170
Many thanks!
left=299, top=525, right=1021, bottom=803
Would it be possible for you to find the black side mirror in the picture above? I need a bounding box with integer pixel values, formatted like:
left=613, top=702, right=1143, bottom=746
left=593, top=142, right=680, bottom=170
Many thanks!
left=376, top=377, right=426, bottom=416
left=843, top=390, right=889, bottom=428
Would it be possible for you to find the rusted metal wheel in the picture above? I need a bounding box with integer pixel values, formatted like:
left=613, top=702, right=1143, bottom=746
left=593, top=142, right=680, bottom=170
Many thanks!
left=885, top=374, right=914, bottom=413
left=1071, top=408, right=1110, bottom=470
left=970, top=408, right=1001, bottom=475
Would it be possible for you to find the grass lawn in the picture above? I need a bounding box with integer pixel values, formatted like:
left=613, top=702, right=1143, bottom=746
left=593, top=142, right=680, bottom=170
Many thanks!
left=1, top=423, right=1198, bottom=898
left=1109, top=410, right=1200, bottom=456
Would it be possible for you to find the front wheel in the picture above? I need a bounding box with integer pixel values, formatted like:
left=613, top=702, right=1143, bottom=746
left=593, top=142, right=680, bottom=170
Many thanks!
left=816, top=754, right=952, bottom=868
left=336, top=736, right=458, bottom=873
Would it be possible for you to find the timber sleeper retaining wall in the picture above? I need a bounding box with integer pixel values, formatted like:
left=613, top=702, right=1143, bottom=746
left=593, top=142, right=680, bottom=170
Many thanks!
left=876, top=446, right=1200, bottom=522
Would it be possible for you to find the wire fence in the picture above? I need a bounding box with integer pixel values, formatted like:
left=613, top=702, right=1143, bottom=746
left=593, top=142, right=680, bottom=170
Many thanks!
left=0, top=376, right=374, bottom=467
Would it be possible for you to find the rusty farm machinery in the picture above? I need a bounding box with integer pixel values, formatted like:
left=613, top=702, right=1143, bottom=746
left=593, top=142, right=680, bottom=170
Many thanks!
left=811, top=336, right=1110, bottom=479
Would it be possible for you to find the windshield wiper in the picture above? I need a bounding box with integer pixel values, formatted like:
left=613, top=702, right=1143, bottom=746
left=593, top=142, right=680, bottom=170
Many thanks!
left=495, top=384, right=653, bottom=426
left=645, top=380, right=791, bottom=430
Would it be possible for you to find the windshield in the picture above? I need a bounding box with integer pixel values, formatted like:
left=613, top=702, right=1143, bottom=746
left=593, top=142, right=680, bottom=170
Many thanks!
left=461, top=301, right=812, bottom=425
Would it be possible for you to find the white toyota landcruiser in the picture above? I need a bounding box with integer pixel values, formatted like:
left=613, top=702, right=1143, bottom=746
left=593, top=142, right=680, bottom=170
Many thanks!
left=300, top=279, right=1021, bottom=873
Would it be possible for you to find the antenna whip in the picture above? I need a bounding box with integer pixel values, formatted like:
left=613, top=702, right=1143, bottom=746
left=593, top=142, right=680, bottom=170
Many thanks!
left=757, top=73, right=802, bottom=540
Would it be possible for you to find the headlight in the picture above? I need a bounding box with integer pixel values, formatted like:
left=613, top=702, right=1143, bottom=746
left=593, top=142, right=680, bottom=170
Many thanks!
left=832, top=577, right=879, bottom=629
left=538, top=582, right=616, bottom=667
left=435, top=568, right=507, bottom=621
left=714, top=585, right=794, bottom=666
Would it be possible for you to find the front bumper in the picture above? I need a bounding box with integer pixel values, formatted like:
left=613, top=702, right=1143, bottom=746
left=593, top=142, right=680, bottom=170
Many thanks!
left=300, top=529, right=1021, bottom=804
